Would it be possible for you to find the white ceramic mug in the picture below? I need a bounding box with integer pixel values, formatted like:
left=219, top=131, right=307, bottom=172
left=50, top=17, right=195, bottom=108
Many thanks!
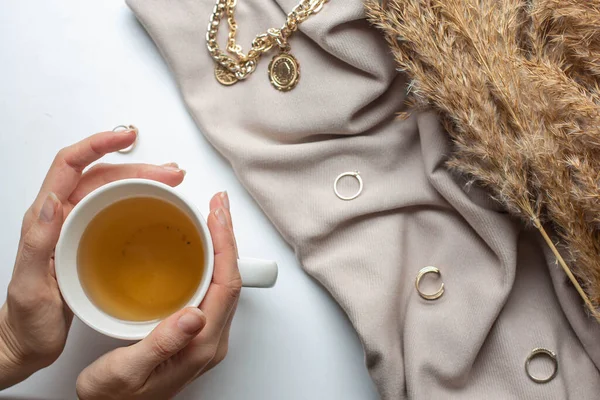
left=55, top=179, right=278, bottom=340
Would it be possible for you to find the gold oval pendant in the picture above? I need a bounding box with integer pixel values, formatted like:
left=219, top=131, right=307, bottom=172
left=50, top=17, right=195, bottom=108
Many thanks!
left=215, top=64, right=238, bottom=86
left=268, top=53, right=300, bottom=92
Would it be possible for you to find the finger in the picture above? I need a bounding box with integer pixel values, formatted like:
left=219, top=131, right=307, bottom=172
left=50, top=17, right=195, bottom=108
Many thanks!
left=147, top=300, right=238, bottom=394
left=147, top=209, right=241, bottom=388
left=68, top=162, right=186, bottom=205
left=199, top=297, right=238, bottom=376
left=123, top=307, right=206, bottom=377
left=209, top=191, right=238, bottom=257
left=209, top=192, right=230, bottom=218
left=197, top=207, right=241, bottom=339
left=33, top=130, right=137, bottom=212
left=76, top=305, right=205, bottom=400
left=16, top=193, right=64, bottom=279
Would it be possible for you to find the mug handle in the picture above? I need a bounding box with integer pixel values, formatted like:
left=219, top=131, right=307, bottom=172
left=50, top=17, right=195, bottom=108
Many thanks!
left=238, top=258, right=278, bottom=288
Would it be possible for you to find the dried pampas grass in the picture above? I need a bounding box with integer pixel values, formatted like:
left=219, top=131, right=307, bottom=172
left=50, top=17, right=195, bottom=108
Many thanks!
left=366, top=0, right=600, bottom=320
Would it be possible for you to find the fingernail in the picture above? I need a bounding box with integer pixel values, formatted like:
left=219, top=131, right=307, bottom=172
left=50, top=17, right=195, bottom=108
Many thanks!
left=177, top=308, right=206, bottom=334
left=125, top=126, right=138, bottom=136
left=162, top=163, right=186, bottom=175
left=161, top=162, right=179, bottom=168
left=220, top=191, right=230, bottom=210
left=40, top=193, right=59, bottom=223
left=215, top=208, right=227, bottom=226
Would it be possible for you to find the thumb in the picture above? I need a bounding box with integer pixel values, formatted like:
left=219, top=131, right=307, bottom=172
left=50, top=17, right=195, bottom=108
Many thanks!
left=18, top=192, right=63, bottom=270
left=125, top=307, right=206, bottom=376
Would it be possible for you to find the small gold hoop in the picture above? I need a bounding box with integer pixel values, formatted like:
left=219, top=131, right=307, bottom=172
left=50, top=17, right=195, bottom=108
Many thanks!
left=333, top=171, right=363, bottom=201
left=415, top=266, right=444, bottom=300
left=112, top=124, right=138, bottom=154
left=525, top=348, right=558, bottom=384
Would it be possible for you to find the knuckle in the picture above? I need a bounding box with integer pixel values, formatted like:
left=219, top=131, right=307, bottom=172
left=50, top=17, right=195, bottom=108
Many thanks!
left=226, top=276, right=242, bottom=300
left=180, top=343, right=209, bottom=371
left=112, top=350, right=143, bottom=388
left=206, top=343, right=220, bottom=363
left=55, top=147, right=69, bottom=162
left=199, top=342, right=228, bottom=373
left=21, top=208, right=33, bottom=235
left=86, top=162, right=110, bottom=173
left=75, top=374, right=93, bottom=400
left=105, top=361, right=134, bottom=390
left=213, top=343, right=229, bottom=364
left=20, top=236, right=40, bottom=259
left=6, top=282, right=20, bottom=305
left=7, top=281, right=40, bottom=312
left=88, top=140, right=103, bottom=158
left=224, top=236, right=237, bottom=253
left=134, top=165, right=152, bottom=179
left=76, top=350, right=140, bottom=399
left=55, top=147, right=75, bottom=169
left=151, top=335, right=177, bottom=360
left=192, top=343, right=219, bottom=368
left=19, top=226, right=47, bottom=261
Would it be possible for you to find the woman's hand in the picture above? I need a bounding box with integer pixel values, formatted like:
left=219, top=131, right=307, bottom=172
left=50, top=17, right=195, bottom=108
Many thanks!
left=76, top=193, right=241, bottom=400
left=0, top=130, right=186, bottom=389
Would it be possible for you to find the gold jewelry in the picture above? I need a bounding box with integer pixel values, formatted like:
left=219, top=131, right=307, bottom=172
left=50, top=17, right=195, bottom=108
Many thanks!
left=415, top=266, right=445, bottom=300
left=206, top=0, right=328, bottom=91
left=525, top=348, right=558, bottom=384
left=334, top=171, right=363, bottom=201
left=214, top=64, right=238, bottom=86
left=112, top=125, right=138, bottom=153
left=268, top=53, right=300, bottom=92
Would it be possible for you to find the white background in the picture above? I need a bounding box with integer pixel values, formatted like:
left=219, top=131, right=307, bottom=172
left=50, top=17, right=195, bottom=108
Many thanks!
left=0, top=1, right=379, bottom=399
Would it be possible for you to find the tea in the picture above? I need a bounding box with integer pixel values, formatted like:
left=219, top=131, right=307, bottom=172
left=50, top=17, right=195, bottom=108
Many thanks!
left=77, top=196, right=204, bottom=321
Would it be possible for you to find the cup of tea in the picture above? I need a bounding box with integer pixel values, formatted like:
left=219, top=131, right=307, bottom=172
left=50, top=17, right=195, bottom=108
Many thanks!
left=54, top=179, right=278, bottom=340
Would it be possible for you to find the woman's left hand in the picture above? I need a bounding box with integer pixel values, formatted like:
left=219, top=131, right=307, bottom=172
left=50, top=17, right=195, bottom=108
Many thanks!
left=0, top=129, right=186, bottom=389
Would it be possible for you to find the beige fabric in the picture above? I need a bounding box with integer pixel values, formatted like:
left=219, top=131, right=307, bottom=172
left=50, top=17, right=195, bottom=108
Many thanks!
left=126, top=0, right=600, bottom=398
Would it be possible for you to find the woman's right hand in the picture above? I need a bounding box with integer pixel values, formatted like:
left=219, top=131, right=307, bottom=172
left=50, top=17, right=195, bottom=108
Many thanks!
left=76, top=192, right=242, bottom=400
left=0, top=129, right=186, bottom=390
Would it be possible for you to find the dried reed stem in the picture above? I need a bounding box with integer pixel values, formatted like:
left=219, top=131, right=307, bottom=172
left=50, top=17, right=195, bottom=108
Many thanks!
left=366, top=0, right=600, bottom=321
left=534, top=219, right=600, bottom=320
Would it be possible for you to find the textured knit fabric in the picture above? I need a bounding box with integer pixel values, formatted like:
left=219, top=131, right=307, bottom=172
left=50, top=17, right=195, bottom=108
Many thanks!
left=126, top=0, right=600, bottom=398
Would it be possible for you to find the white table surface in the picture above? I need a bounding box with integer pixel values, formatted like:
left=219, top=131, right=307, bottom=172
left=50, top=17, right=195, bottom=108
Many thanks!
left=0, top=1, right=379, bottom=399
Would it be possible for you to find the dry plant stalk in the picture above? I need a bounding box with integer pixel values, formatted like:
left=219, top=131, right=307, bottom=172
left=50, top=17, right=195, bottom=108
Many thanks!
left=366, top=0, right=600, bottom=320
left=531, top=0, right=600, bottom=91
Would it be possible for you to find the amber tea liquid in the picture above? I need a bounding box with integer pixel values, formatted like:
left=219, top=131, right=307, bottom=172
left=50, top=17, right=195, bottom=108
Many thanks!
left=77, top=197, right=204, bottom=321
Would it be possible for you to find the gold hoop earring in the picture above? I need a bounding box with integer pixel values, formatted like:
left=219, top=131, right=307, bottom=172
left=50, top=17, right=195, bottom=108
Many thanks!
left=415, top=266, right=444, bottom=300
left=525, top=348, right=558, bottom=383
left=333, top=171, right=363, bottom=201
left=112, top=124, right=138, bottom=153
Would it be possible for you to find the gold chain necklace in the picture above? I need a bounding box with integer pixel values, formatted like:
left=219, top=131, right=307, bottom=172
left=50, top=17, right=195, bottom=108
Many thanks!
left=206, top=0, right=328, bottom=91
